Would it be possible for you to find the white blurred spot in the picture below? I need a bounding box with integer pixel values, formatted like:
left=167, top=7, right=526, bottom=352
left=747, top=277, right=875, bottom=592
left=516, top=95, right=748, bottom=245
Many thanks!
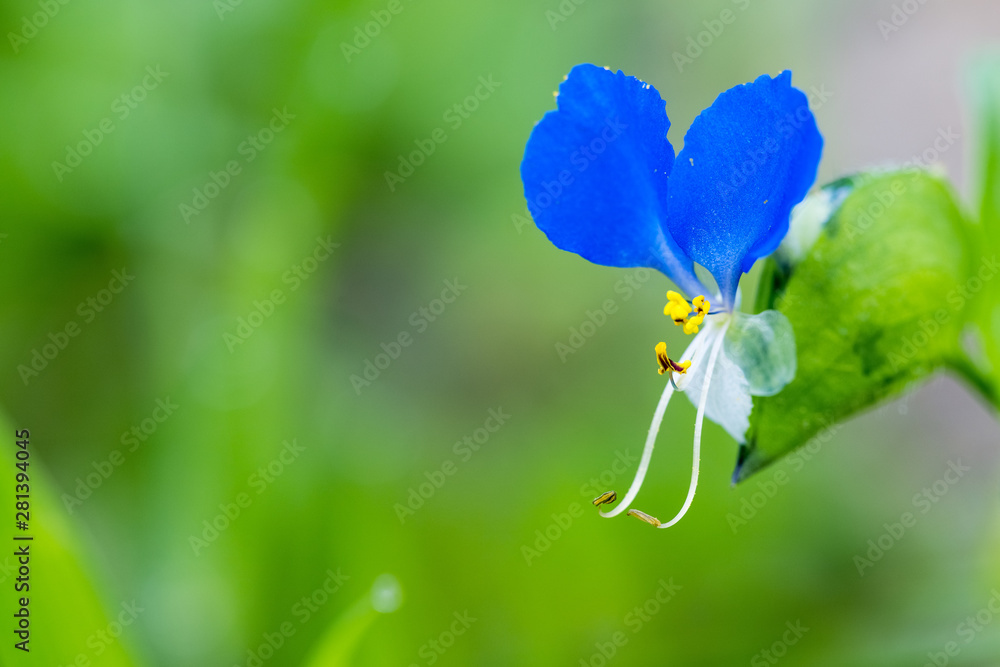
left=370, top=573, right=402, bottom=613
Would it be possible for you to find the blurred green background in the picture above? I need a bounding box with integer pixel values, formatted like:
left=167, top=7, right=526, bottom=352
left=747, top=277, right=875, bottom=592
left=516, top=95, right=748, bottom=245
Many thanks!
left=2, top=0, right=1000, bottom=665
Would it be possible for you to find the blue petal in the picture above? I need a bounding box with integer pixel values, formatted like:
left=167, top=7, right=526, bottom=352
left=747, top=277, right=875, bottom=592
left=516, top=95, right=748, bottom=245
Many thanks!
left=666, top=71, right=823, bottom=307
left=521, top=64, right=706, bottom=297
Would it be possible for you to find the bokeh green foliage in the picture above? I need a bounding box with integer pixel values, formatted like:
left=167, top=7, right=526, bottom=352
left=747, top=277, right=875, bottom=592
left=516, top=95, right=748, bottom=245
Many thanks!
left=972, top=53, right=1000, bottom=381
left=0, top=415, right=135, bottom=667
left=0, top=0, right=999, bottom=665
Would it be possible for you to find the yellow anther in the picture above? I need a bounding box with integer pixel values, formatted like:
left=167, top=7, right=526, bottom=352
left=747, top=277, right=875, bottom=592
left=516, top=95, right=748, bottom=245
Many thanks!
left=592, top=491, right=617, bottom=507
left=663, top=293, right=710, bottom=334
left=655, top=342, right=669, bottom=375
left=627, top=509, right=662, bottom=527
left=663, top=291, right=692, bottom=324
left=691, top=295, right=710, bottom=315
left=683, top=312, right=705, bottom=335
left=655, top=342, right=690, bottom=376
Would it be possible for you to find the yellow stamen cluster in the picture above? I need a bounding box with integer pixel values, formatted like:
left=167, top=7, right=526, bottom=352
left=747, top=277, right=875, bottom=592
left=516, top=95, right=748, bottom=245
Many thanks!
left=664, top=291, right=710, bottom=335
left=664, top=291, right=691, bottom=323
left=655, top=342, right=691, bottom=377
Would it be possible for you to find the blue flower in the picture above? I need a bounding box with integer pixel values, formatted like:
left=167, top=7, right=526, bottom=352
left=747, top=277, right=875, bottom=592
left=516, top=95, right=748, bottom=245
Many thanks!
left=521, top=64, right=822, bottom=528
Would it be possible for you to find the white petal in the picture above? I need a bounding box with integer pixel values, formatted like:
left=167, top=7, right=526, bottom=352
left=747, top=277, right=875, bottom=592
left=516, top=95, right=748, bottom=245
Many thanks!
left=725, top=310, right=797, bottom=396
left=680, top=319, right=753, bottom=444
left=776, top=187, right=847, bottom=265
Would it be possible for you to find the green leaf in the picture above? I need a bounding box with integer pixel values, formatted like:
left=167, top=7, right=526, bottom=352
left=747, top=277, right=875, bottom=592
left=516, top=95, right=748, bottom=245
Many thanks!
left=735, top=170, right=993, bottom=482
left=0, top=415, right=140, bottom=667
left=970, top=53, right=1000, bottom=378
left=302, top=574, right=402, bottom=667
left=973, top=53, right=1000, bottom=252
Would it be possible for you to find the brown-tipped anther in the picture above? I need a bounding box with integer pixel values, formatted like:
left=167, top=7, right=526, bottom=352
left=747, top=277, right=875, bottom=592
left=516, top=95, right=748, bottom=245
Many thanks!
left=655, top=342, right=671, bottom=375
left=627, top=509, right=662, bottom=527
left=592, top=490, right=617, bottom=507
left=655, top=342, right=691, bottom=377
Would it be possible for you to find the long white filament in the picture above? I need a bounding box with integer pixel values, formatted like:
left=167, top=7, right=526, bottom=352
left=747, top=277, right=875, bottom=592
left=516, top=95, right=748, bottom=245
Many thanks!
left=657, top=319, right=730, bottom=528
left=599, top=325, right=715, bottom=519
